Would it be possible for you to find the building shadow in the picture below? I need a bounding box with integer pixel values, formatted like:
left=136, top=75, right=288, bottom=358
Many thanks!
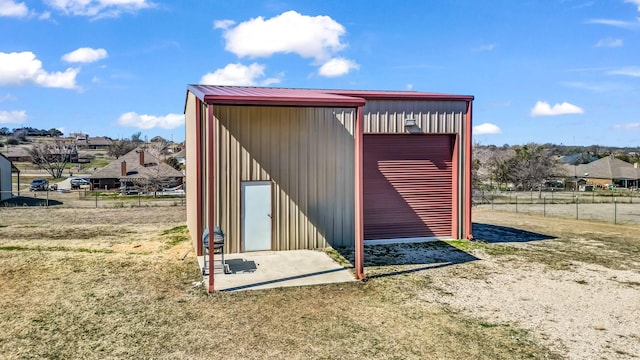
left=0, top=196, right=63, bottom=207
left=334, top=240, right=479, bottom=279
left=472, top=223, right=556, bottom=243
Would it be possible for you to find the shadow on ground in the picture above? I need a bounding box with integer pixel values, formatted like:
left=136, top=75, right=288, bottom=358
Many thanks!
left=472, top=223, right=556, bottom=243
left=337, top=241, right=479, bottom=279
left=0, top=196, right=63, bottom=207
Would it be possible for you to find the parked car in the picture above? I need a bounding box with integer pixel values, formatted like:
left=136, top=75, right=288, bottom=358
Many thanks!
left=29, top=178, right=49, bottom=191
left=70, top=177, right=90, bottom=190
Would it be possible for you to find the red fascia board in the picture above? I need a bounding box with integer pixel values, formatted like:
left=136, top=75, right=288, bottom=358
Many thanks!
left=327, top=90, right=474, bottom=102
left=202, top=95, right=365, bottom=108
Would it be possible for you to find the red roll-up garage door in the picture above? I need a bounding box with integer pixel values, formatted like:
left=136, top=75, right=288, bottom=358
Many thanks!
left=363, top=134, right=454, bottom=240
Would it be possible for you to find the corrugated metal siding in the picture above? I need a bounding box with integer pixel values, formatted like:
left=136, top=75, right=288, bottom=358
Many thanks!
left=363, top=100, right=465, bottom=134
left=185, top=92, right=198, bottom=251
left=362, top=99, right=469, bottom=239
left=363, top=134, right=453, bottom=240
left=212, top=106, right=356, bottom=252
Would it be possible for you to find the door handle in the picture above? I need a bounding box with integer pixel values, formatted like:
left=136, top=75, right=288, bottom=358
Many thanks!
left=267, top=214, right=272, bottom=218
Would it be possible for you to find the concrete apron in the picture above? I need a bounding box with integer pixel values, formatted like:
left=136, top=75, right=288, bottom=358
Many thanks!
left=197, top=250, right=356, bottom=292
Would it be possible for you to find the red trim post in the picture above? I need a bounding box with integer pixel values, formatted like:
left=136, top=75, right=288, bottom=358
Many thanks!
left=207, top=104, right=216, bottom=292
left=354, top=106, right=365, bottom=280
left=195, top=100, right=203, bottom=256
left=464, top=101, right=473, bottom=239
left=451, top=134, right=459, bottom=238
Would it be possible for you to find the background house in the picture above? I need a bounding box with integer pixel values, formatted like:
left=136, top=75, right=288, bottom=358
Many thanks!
left=75, top=135, right=113, bottom=150
left=562, top=156, right=640, bottom=189
left=1, top=146, right=32, bottom=162
left=185, top=85, right=474, bottom=287
left=90, top=148, right=184, bottom=192
left=0, top=153, right=19, bottom=201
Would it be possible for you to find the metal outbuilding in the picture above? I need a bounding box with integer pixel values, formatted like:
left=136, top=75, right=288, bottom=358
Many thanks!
left=184, top=85, right=474, bottom=291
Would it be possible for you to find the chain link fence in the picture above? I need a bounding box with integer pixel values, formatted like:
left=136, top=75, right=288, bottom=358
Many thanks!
left=0, top=189, right=185, bottom=208
left=474, top=188, right=640, bottom=225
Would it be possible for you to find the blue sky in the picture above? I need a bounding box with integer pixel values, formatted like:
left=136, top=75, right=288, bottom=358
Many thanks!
left=1, top=0, right=639, bottom=146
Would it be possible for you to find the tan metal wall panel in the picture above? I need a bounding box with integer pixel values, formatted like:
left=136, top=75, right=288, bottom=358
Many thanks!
left=212, top=106, right=356, bottom=252
left=185, top=92, right=198, bottom=250
left=363, top=100, right=465, bottom=134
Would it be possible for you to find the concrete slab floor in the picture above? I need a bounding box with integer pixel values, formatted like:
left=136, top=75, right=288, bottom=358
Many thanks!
left=197, top=249, right=356, bottom=292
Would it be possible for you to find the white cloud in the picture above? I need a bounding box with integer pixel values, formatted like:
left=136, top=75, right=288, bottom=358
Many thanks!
left=473, top=123, right=502, bottom=135
left=199, top=63, right=281, bottom=86
left=0, top=51, right=78, bottom=89
left=45, top=0, right=154, bottom=19
left=117, top=112, right=184, bottom=130
left=473, top=43, right=497, bottom=52
left=625, top=0, right=640, bottom=11
left=595, top=37, right=623, bottom=47
left=0, top=93, right=17, bottom=102
left=219, top=10, right=347, bottom=62
left=318, top=57, right=359, bottom=77
left=406, top=84, right=413, bottom=90
left=530, top=101, right=584, bottom=117
left=0, top=110, right=27, bottom=124
left=586, top=19, right=640, bottom=30
left=62, top=47, right=108, bottom=63
left=213, top=19, right=235, bottom=29
left=614, top=123, right=640, bottom=130
left=561, top=81, right=630, bottom=92
left=0, top=0, right=28, bottom=17
left=608, top=66, right=640, bottom=77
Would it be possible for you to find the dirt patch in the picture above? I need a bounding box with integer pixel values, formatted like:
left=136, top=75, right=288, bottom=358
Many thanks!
left=415, top=209, right=640, bottom=360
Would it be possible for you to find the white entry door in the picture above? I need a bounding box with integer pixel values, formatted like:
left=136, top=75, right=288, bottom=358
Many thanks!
left=241, top=181, right=272, bottom=251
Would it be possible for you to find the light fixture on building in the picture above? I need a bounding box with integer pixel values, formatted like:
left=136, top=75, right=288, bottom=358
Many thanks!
left=404, top=118, right=417, bottom=127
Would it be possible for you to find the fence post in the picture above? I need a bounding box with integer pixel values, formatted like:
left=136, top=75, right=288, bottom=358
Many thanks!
left=614, top=198, right=617, bottom=224
left=138, top=192, right=141, bottom=207
left=95, top=191, right=98, bottom=208
left=516, top=196, right=518, bottom=213
left=46, top=188, right=49, bottom=207
left=576, top=195, right=579, bottom=220
left=543, top=196, right=546, bottom=217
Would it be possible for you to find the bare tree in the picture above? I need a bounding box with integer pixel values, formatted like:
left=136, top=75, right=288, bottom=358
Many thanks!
left=29, top=140, right=76, bottom=178
left=146, top=139, right=170, bottom=160
left=511, top=143, right=559, bottom=191
left=108, top=140, right=136, bottom=159
left=133, top=164, right=175, bottom=197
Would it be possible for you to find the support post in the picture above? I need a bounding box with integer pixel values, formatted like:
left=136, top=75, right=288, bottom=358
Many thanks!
left=354, top=106, right=365, bottom=280
left=207, top=104, right=216, bottom=292
left=464, top=101, right=473, bottom=239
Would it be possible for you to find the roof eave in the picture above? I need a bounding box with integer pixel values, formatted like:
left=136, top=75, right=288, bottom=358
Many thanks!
left=202, top=95, right=366, bottom=108
left=327, top=91, right=474, bottom=102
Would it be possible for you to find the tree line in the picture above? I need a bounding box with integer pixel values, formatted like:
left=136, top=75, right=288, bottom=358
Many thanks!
left=474, top=143, right=640, bottom=191
left=0, top=127, right=63, bottom=138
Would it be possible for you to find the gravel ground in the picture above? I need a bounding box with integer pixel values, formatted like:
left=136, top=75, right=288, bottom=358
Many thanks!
left=419, top=258, right=640, bottom=359
left=358, top=208, right=640, bottom=360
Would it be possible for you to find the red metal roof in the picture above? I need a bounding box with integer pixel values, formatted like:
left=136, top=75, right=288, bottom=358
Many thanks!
left=187, top=85, right=473, bottom=108
left=187, top=85, right=366, bottom=107
left=326, top=89, right=474, bottom=102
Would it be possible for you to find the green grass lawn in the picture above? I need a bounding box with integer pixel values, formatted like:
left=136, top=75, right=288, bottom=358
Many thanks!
left=0, top=207, right=561, bottom=360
